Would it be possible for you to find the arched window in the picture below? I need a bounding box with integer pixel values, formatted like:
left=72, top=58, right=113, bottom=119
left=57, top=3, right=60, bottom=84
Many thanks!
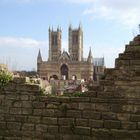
left=60, top=64, right=68, bottom=80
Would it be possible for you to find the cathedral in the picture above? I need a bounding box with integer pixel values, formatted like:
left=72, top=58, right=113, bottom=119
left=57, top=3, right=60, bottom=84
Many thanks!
left=37, top=25, right=104, bottom=80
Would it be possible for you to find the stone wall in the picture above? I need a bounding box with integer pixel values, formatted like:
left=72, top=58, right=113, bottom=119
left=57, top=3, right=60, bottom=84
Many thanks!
left=0, top=35, right=140, bottom=140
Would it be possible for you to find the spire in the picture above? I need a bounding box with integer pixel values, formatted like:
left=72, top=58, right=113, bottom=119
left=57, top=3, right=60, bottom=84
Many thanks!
left=79, top=22, right=82, bottom=30
left=87, top=47, right=93, bottom=63
left=69, top=23, right=72, bottom=30
left=57, top=25, right=60, bottom=32
left=49, top=26, right=51, bottom=32
left=37, top=49, right=42, bottom=63
left=138, top=24, right=140, bottom=34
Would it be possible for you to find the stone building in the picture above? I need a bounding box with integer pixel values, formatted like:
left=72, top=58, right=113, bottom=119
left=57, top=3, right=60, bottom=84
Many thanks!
left=37, top=25, right=104, bottom=80
left=93, top=58, right=105, bottom=81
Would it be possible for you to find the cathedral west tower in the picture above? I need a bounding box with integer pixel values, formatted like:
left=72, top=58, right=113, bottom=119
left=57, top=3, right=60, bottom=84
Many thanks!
left=69, top=24, right=83, bottom=61
left=49, top=27, right=61, bottom=61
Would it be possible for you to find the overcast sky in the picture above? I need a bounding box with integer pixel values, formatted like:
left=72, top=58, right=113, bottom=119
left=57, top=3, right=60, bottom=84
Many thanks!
left=0, top=0, right=140, bottom=70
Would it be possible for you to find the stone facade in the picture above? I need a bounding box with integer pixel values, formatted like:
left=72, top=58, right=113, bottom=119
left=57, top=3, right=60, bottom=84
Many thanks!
left=0, top=35, right=140, bottom=139
left=37, top=25, right=102, bottom=81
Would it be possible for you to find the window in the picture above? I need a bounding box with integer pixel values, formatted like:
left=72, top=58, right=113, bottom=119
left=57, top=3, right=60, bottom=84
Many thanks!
left=52, top=35, right=57, bottom=45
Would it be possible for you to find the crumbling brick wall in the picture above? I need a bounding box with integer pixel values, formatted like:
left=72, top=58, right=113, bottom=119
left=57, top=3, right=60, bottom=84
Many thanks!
left=0, top=35, right=140, bottom=140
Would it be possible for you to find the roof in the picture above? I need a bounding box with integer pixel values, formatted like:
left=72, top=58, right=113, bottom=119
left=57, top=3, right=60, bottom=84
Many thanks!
left=59, top=51, right=70, bottom=61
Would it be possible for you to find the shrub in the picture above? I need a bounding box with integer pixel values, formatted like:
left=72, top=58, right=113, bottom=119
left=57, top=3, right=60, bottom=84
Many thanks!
left=0, top=70, right=13, bottom=88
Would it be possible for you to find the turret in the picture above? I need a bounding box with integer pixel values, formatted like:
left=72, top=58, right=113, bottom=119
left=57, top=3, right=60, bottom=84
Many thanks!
left=87, top=47, right=93, bottom=63
left=68, top=24, right=83, bottom=61
left=48, top=26, right=62, bottom=61
left=79, top=22, right=82, bottom=31
left=37, top=49, right=42, bottom=63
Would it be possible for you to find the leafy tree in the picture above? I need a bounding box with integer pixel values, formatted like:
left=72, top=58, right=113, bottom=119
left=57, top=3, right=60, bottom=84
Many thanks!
left=0, top=69, right=13, bottom=88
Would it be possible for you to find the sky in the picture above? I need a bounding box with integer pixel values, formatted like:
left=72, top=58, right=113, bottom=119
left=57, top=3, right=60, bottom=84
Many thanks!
left=0, top=0, right=140, bottom=71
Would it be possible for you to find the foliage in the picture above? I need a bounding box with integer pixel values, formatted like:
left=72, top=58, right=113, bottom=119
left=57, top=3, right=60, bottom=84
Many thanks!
left=87, top=85, right=94, bottom=91
left=0, top=70, right=13, bottom=88
left=40, top=88, right=46, bottom=95
left=58, top=103, right=68, bottom=113
left=69, top=121, right=76, bottom=133
left=100, top=74, right=106, bottom=80
left=73, top=92, right=84, bottom=97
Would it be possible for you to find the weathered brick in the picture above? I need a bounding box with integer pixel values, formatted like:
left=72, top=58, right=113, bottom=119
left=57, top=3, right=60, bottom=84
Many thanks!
left=28, top=116, right=41, bottom=123
left=67, top=110, right=82, bottom=118
left=29, top=95, right=37, bottom=101
left=20, top=95, right=29, bottom=100
left=130, top=114, right=140, bottom=122
left=121, top=122, right=136, bottom=130
left=33, top=109, right=42, bottom=115
left=70, top=97, right=90, bottom=102
left=48, top=126, right=58, bottom=133
left=0, top=122, right=6, bottom=129
left=5, top=95, right=18, bottom=100
left=10, top=108, right=21, bottom=115
left=89, top=120, right=103, bottom=128
left=7, top=122, right=21, bottom=130
left=42, top=109, right=55, bottom=116
left=32, top=101, right=45, bottom=108
left=111, top=129, right=132, bottom=139
left=104, top=120, right=121, bottom=129
left=83, top=111, right=101, bottom=119
left=4, top=137, right=21, bottom=140
left=54, top=110, right=66, bottom=117
left=15, top=115, right=27, bottom=122
left=111, top=104, right=122, bottom=113
left=138, top=122, right=140, bottom=129
left=102, top=112, right=116, bottom=120
left=46, top=103, right=57, bottom=109
left=74, top=126, right=90, bottom=135
left=22, top=101, right=32, bottom=108
left=16, top=84, right=40, bottom=92
left=122, top=105, right=134, bottom=113
left=91, top=103, right=95, bottom=110
left=22, top=108, right=32, bottom=115
left=0, top=115, right=4, bottom=121
left=42, top=117, right=57, bottom=125
left=117, top=113, right=130, bottom=121
left=95, top=103, right=110, bottom=112
left=22, top=130, right=34, bottom=137
left=36, top=124, right=48, bottom=132
left=76, top=119, right=88, bottom=127
left=63, top=135, right=83, bottom=140
left=92, top=128, right=112, bottom=138
left=13, top=101, right=22, bottom=107
left=22, top=123, right=34, bottom=131
left=79, top=103, right=91, bottom=110
left=134, top=105, right=140, bottom=114
left=58, top=118, right=74, bottom=125
left=60, top=126, right=73, bottom=134
left=67, top=103, right=79, bottom=109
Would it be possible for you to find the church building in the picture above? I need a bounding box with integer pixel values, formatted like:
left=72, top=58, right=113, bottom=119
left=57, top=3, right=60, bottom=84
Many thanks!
left=37, top=25, right=104, bottom=80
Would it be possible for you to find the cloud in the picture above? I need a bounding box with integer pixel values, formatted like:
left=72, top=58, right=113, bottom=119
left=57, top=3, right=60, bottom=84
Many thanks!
left=0, top=36, right=48, bottom=70
left=0, top=37, right=47, bottom=48
left=81, top=0, right=140, bottom=28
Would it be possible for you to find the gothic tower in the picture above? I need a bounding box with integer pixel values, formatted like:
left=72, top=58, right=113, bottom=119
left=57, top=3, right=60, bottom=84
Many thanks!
left=37, top=49, right=42, bottom=74
left=69, top=24, right=83, bottom=61
left=48, top=27, right=61, bottom=61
